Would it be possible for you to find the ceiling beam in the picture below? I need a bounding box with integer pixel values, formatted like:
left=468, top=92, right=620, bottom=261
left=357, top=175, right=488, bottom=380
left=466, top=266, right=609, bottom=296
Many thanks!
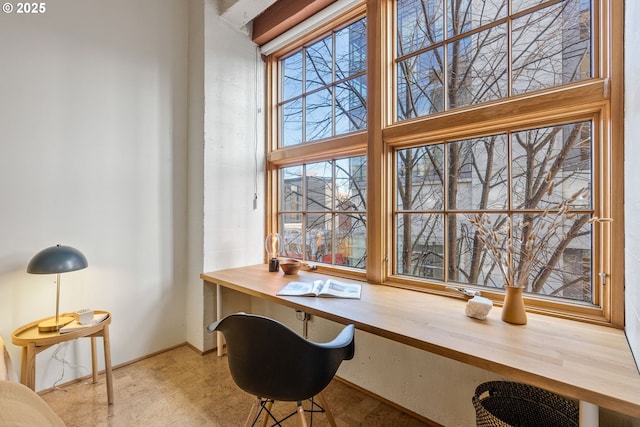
left=219, top=0, right=278, bottom=34
left=251, top=0, right=336, bottom=46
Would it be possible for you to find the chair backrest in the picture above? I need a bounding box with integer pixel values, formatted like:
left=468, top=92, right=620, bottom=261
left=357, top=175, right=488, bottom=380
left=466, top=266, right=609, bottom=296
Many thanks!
left=208, top=313, right=355, bottom=402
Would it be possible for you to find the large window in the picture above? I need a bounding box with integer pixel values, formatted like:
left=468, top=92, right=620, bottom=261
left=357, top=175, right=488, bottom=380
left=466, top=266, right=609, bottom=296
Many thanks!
left=265, top=0, right=621, bottom=324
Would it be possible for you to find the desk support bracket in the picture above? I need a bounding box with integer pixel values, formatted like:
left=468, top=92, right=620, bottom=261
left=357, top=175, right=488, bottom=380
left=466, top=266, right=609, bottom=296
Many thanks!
left=296, top=310, right=310, bottom=338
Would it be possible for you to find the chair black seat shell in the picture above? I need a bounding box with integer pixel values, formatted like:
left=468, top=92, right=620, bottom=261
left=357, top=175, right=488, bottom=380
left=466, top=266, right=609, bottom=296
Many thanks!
left=207, top=312, right=355, bottom=403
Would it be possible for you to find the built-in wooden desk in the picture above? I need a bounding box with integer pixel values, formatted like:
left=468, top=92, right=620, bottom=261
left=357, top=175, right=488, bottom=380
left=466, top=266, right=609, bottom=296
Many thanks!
left=201, top=264, right=640, bottom=425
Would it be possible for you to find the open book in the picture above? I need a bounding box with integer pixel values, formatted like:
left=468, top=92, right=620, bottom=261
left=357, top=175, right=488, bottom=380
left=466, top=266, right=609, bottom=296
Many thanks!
left=277, top=279, right=362, bottom=299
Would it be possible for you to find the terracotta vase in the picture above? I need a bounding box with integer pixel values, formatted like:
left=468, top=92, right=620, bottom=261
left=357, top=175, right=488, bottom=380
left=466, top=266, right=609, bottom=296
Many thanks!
left=501, top=286, right=527, bottom=325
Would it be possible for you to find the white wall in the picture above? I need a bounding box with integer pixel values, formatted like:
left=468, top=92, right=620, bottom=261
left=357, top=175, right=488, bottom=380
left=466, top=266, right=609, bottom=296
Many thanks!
left=0, top=0, right=189, bottom=390
left=186, top=0, right=207, bottom=353
left=185, top=0, right=265, bottom=352
left=625, top=0, right=640, bottom=372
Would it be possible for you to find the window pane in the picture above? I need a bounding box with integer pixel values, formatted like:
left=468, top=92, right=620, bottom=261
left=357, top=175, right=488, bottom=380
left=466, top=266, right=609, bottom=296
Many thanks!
left=511, top=121, right=592, bottom=210
left=448, top=135, right=509, bottom=210
left=305, top=88, right=332, bottom=142
left=397, top=48, right=444, bottom=120
left=447, top=25, right=507, bottom=109
left=306, top=35, right=332, bottom=92
left=447, top=0, right=507, bottom=38
left=335, top=213, right=367, bottom=268
left=306, top=162, right=333, bottom=212
left=453, top=213, right=506, bottom=287
left=397, top=145, right=444, bottom=211
left=396, top=213, right=445, bottom=279
left=279, top=158, right=366, bottom=269
left=397, top=0, right=444, bottom=55
left=512, top=0, right=592, bottom=95
left=281, top=165, right=303, bottom=212
left=336, top=18, right=367, bottom=80
left=336, top=75, right=367, bottom=134
left=281, top=166, right=304, bottom=259
left=282, top=51, right=303, bottom=101
left=335, top=157, right=367, bottom=268
left=336, top=157, right=367, bottom=211
left=281, top=214, right=305, bottom=259
left=308, top=214, right=333, bottom=263
left=511, top=212, right=593, bottom=300
left=282, top=99, right=302, bottom=147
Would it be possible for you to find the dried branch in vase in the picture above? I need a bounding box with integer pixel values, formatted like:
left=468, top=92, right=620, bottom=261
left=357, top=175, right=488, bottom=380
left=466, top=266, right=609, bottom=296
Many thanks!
left=468, top=186, right=608, bottom=289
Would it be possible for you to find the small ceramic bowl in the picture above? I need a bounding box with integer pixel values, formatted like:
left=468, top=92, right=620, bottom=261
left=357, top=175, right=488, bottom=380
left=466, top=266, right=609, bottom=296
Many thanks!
left=280, top=259, right=301, bottom=275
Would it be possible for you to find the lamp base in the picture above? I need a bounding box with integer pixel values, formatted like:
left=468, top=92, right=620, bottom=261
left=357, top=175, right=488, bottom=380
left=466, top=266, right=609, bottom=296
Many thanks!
left=269, top=258, right=280, bottom=272
left=38, top=315, right=75, bottom=332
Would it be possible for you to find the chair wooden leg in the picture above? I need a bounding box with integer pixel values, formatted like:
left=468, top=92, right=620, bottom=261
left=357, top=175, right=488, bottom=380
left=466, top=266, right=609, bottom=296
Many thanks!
left=244, top=397, right=261, bottom=427
left=296, top=401, right=308, bottom=427
left=261, top=400, right=273, bottom=427
left=317, top=392, right=337, bottom=427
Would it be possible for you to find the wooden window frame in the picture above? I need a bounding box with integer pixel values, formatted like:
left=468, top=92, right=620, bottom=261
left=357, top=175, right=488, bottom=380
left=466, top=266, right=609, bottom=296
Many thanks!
left=264, top=0, right=624, bottom=327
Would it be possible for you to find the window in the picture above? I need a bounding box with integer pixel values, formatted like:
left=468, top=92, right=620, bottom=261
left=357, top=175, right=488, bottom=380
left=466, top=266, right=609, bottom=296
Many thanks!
left=265, top=0, right=621, bottom=324
left=388, top=0, right=616, bottom=318
left=395, top=0, right=591, bottom=120
left=280, top=18, right=367, bottom=146
left=280, top=158, right=367, bottom=268
left=396, top=121, right=594, bottom=302
left=268, top=8, right=368, bottom=270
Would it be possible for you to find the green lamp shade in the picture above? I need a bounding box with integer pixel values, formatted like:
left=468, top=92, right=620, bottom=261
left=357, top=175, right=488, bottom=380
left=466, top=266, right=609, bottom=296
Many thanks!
left=27, top=244, right=88, bottom=274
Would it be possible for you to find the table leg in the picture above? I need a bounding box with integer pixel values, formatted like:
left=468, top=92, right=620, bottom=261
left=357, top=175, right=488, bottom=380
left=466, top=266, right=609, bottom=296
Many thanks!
left=216, top=284, right=224, bottom=357
left=20, top=344, right=36, bottom=390
left=91, top=336, right=98, bottom=384
left=102, top=324, right=114, bottom=405
left=579, top=401, right=598, bottom=427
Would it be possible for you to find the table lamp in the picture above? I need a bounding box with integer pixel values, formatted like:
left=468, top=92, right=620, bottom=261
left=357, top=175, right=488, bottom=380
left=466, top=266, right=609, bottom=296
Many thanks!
left=27, top=244, right=88, bottom=332
left=265, top=233, right=282, bottom=272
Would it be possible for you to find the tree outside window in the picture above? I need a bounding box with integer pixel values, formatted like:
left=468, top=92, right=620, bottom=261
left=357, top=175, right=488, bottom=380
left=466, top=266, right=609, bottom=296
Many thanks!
left=394, top=0, right=596, bottom=303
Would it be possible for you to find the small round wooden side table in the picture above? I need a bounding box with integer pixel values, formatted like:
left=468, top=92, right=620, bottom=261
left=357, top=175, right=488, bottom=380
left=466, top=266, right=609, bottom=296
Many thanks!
left=11, top=310, right=113, bottom=404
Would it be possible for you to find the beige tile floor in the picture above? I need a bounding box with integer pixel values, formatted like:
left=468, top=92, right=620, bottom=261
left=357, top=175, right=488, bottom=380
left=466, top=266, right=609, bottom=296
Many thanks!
left=40, top=345, right=434, bottom=427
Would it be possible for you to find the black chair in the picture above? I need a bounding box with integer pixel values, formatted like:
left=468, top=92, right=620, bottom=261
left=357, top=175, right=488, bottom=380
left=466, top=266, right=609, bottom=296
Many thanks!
left=207, top=312, right=355, bottom=427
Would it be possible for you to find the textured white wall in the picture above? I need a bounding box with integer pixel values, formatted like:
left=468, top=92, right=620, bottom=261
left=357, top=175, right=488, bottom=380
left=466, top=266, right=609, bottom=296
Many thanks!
left=184, top=0, right=266, bottom=352
left=0, top=0, right=189, bottom=390
left=186, top=0, right=207, bottom=355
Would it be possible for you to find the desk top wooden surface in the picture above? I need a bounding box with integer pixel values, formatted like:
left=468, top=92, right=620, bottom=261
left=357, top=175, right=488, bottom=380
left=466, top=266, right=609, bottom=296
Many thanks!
left=201, top=264, right=640, bottom=418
